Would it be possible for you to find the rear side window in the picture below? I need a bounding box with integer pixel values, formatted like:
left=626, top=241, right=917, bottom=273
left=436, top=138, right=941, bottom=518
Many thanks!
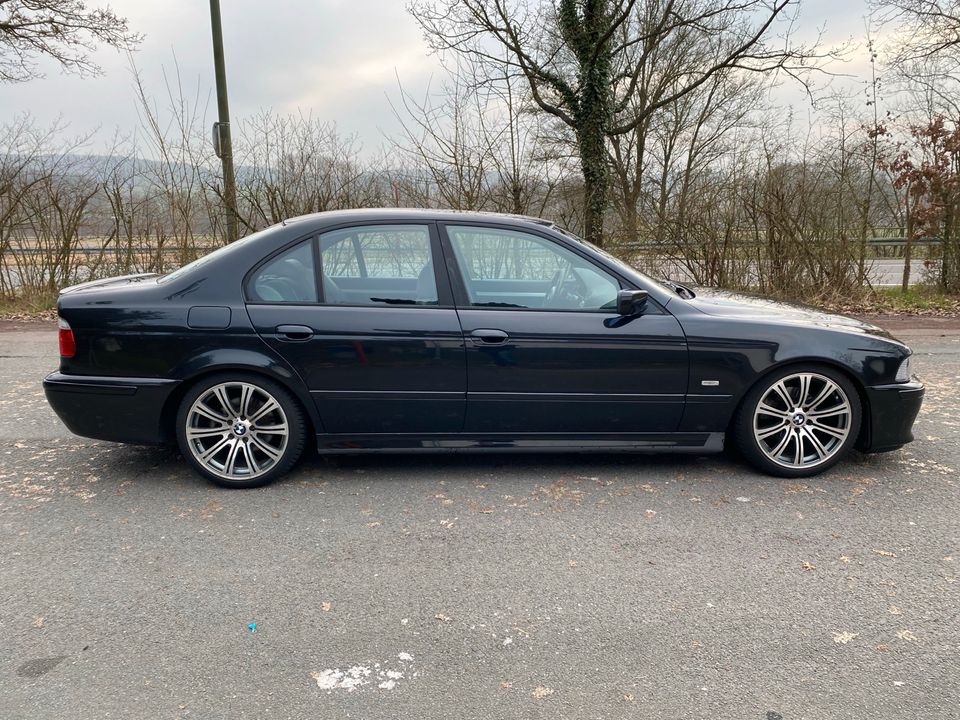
left=319, top=225, right=438, bottom=306
left=249, top=240, right=318, bottom=303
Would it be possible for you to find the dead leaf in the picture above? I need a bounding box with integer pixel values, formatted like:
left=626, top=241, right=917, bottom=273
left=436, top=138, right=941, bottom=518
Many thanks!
left=478, top=506, right=495, bottom=514
left=839, top=555, right=852, bottom=563
left=499, top=681, right=513, bottom=689
left=366, top=521, right=382, bottom=528
left=801, top=561, right=816, bottom=571
left=32, top=616, right=44, bottom=628
left=321, top=602, right=332, bottom=612
left=873, top=549, right=897, bottom=558
left=833, top=631, right=858, bottom=644
left=876, top=644, right=889, bottom=652
left=623, top=693, right=635, bottom=702
left=532, top=686, right=554, bottom=699
left=888, top=606, right=902, bottom=615
left=644, top=509, right=657, bottom=518
left=568, top=559, right=578, bottom=568
left=435, top=613, right=450, bottom=622
left=896, top=629, right=917, bottom=641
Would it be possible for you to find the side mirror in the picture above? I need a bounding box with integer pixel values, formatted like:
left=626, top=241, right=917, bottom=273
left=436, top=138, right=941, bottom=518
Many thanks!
left=616, top=289, right=648, bottom=316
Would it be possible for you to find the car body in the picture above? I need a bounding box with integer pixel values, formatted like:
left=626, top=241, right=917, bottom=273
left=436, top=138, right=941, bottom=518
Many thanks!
left=44, top=209, right=924, bottom=487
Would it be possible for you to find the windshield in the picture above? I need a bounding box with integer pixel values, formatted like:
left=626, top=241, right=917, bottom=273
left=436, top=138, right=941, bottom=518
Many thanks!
left=156, top=225, right=280, bottom=284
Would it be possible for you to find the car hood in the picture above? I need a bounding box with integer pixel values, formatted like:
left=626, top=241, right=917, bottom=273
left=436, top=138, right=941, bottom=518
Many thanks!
left=683, top=288, right=897, bottom=341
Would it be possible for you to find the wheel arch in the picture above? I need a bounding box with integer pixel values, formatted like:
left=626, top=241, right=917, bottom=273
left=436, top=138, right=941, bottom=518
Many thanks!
left=725, top=357, right=871, bottom=449
left=159, top=363, right=320, bottom=446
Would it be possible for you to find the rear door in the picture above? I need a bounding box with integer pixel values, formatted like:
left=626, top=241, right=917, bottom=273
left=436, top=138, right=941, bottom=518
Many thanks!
left=246, top=223, right=466, bottom=435
left=440, top=222, right=688, bottom=434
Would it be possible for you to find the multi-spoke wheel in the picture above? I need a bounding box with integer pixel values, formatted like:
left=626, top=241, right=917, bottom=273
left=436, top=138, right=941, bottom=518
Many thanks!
left=734, top=366, right=861, bottom=478
left=176, top=374, right=306, bottom=488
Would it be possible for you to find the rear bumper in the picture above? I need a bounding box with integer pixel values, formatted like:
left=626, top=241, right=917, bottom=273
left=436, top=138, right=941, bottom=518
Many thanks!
left=860, top=379, right=925, bottom=453
left=43, top=372, right=179, bottom=445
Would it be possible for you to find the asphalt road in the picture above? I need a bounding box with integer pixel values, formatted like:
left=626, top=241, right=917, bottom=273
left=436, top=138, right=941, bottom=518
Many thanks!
left=1, top=321, right=958, bottom=720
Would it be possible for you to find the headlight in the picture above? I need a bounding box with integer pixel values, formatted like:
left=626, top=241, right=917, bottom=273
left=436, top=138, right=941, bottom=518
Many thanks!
left=895, top=356, right=912, bottom=383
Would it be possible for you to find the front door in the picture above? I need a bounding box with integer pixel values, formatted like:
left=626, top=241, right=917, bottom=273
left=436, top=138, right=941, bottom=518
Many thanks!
left=440, top=223, right=688, bottom=435
left=246, top=223, right=466, bottom=435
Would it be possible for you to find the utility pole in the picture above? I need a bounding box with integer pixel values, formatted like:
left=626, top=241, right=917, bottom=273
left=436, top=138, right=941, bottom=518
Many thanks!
left=209, top=0, right=239, bottom=243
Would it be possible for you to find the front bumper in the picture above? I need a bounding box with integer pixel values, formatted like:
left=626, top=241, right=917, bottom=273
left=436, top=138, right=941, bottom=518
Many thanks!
left=860, top=379, right=925, bottom=453
left=43, top=372, right=180, bottom=445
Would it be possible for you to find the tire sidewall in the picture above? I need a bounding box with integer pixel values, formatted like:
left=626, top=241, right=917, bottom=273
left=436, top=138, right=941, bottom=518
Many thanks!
left=175, top=373, right=306, bottom=488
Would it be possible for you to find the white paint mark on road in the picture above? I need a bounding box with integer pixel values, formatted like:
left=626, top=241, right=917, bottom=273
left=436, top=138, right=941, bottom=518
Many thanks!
left=311, top=658, right=415, bottom=693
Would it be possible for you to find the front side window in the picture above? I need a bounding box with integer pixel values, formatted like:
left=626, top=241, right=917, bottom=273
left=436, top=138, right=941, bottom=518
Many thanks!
left=446, top=225, right=619, bottom=310
left=249, top=240, right=317, bottom=303
left=319, top=225, right=438, bottom=306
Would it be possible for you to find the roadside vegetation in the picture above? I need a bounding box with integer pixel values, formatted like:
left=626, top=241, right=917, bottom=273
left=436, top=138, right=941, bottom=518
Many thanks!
left=2, top=0, right=960, bottom=318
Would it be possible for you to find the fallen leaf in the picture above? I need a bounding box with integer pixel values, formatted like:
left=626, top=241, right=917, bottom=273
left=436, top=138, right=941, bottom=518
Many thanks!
left=478, top=506, right=495, bottom=514
left=839, top=555, right=852, bottom=563
left=623, top=693, right=635, bottom=702
left=321, top=602, right=332, bottom=612
left=366, top=521, right=382, bottom=528
left=888, top=606, right=902, bottom=615
left=876, top=644, right=889, bottom=652
left=32, top=616, right=44, bottom=628
left=644, top=509, right=657, bottom=518
left=833, top=631, right=858, bottom=644
left=896, top=629, right=917, bottom=641
left=435, top=613, right=450, bottom=622
left=801, top=561, right=816, bottom=571
left=532, top=686, right=554, bottom=699
left=500, top=681, right=513, bottom=689
left=568, top=559, right=578, bottom=567
left=873, top=549, right=897, bottom=558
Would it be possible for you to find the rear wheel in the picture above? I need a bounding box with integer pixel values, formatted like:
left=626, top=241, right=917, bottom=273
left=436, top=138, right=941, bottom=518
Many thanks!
left=734, top=366, right=861, bottom=478
left=176, top=374, right=306, bottom=488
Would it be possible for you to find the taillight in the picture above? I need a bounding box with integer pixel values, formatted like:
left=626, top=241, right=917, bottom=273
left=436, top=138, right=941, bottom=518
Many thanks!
left=58, top=317, right=76, bottom=358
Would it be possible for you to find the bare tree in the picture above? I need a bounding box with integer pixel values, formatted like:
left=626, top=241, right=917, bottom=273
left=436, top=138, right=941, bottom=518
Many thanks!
left=0, top=0, right=142, bottom=82
left=409, top=0, right=824, bottom=246
left=871, top=0, right=960, bottom=61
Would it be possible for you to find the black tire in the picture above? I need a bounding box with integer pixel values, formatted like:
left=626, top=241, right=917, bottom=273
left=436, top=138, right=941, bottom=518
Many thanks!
left=733, top=364, right=862, bottom=478
left=175, top=373, right=307, bottom=488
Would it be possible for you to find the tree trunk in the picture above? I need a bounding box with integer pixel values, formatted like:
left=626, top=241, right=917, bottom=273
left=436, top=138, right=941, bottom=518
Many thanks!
left=579, top=123, right=608, bottom=247
left=902, top=204, right=913, bottom=294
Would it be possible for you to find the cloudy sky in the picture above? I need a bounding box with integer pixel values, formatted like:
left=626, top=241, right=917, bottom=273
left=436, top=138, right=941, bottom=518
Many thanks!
left=0, top=0, right=880, bottom=156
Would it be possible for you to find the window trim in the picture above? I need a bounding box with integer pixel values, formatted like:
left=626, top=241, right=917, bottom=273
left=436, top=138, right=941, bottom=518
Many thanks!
left=438, top=221, right=658, bottom=315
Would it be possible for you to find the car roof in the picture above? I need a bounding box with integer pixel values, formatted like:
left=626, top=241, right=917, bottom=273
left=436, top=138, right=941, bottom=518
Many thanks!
left=281, top=208, right=560, bottom=232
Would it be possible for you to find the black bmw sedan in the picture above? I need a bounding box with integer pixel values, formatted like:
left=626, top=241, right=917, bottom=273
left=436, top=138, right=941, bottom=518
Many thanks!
left=44, top=209, right=924, bottom=488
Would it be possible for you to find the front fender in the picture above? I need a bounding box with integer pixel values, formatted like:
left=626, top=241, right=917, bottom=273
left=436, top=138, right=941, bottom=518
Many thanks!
left=676, top=316, right=907, bottom=433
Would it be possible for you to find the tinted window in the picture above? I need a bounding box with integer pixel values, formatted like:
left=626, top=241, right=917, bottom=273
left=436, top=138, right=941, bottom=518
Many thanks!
left=249, top=240, right=318, bottom=303
left=447, top=226, right=619, bottom=310
left=319, top=225, right=438, bottom=306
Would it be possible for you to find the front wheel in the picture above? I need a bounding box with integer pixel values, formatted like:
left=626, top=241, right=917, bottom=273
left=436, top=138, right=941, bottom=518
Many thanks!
left=734, top=366, right=861, bottom=478
left=176, top=374, right=306, bottom=488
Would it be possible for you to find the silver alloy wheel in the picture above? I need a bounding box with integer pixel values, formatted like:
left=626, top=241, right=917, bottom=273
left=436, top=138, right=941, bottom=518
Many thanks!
left=184, top=381, right=289, bottom=482
left=753, top=372, right=852, bottom=469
